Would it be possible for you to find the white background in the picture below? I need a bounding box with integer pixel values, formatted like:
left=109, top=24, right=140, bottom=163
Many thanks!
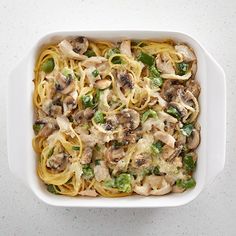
left=1, top=0, right=235, bottom=235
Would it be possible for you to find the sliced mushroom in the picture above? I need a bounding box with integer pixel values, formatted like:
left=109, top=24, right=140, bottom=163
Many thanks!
left=150, top=178, right=172, bottom=195
left=73, top=110, right=85, bottom=124
left=145, top=175, right=163, bottom=189
left=172, top=156, right=183, bottom=168
left=117, top=71, right=134, bottom=89
left=160, top=80, right=185, bottom=102
left=58, top=40, right=87, bottom=60
left=120, top=40, right=132, bottom=57
left=35, top=118, right=58, bottom=138
left=175, top=132, right=187, bottom=147
left=160, top=145, right=182, bottom=160
left=155, top=52, right=175, bottom=74
left=134, top=182, right=150, bottom=196
left=106, top=146, right=125, bottom=164
left=175, top=44, right=196, bottom=62
left=83, top=108, right=95, bottom=119
left=103, top=115, right=118, bottom=131
left=132, top=153, right=152, bottom=168
left=187, top=129, right=200, bottom=149
left=55, top=73, right=75, bottom=94
left=94, top=161, right=110, bottom=182
left=95, top=79, right=112, bottom=90
left=63, top=95, right=77, bottom=114
left=186, top=79, right=201, bottom=98
left=42, top=99, right=63, bottom=118
left=46, top=153, right=69, bottom=172
left=154, top=131, right=176, bottom=148
left=70, top=36, right=89, bottom=54
left=119, top=109, right=140, bottom=130
left=80, top=147, right=93, bottom=164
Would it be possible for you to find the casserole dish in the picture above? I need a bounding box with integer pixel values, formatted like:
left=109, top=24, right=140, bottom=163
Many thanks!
left=7, top=31, right=226, bottom=207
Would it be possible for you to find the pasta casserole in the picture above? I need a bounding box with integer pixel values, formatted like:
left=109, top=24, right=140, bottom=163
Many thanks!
left=33, top=36, right=200, bottom=197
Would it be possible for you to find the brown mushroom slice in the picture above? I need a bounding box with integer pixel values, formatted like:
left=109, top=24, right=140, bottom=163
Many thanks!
left=150, top=178, right=172, bottom=196
left=63, top=95, right=77, bottom=114
left=119, top=109, right=140, bottom=130
left=134, top=183, right=151, bottom=196
left=187, top=129, right=200, bottom=150
left=177, top=90, right=200, bottom=122
left=46, top=153, right=69, bottom=172
left=120, top=40, right=132, bottom=57
left=106, top=147, right=125, bottom=164
left=155, top=52, right=175, bottom=74
left=154, top=131, right=176, bottom=148
left=94, top=161, right=110, bottom=182
left=70, top=36, right=89, bottom=55
left=55, top=73, right=75, bottom=95
left=58, top=40, right=87, bottom=60
left=80, top=147, right=93, bottom=164
left=95, top=79, right=112, bottom=90
left=83, top=108, right=95, bottom=119
left=117, top=71, right=134, bottom=89
left=42, top=99, right=63, bottom=118
left=160, top=145, right=180, bottom=160
left=145, top=175, right=163, bottom=189
left=175, top=44, right=196, bottom=62
left=186, top=79, right=201, bottom=98
left=160, top=80, right=185, bottom=102
left=79, top=189, right=98, bottom=197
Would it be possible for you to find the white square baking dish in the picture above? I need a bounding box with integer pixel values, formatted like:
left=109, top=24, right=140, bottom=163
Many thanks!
left=7, top=31, right=226, bottom=207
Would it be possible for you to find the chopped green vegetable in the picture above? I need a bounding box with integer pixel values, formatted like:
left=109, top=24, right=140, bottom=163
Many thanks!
left=62, top=67, right=73, bottom=77
left=152, top=166, right=160, bottom=175
left=149, top=65, right=160, bottom=77
left=176, top=178, right=196, bottom=189
left=115, top=173, right=132, bottom=193
left=176, top=62, right=189, bottom=76
left=151, top=141, right=163, bottom=154
left=33, top=123, right=44, bottom=134
left=150, top=77, right=163, bottom=87
left=94, top=111, right=105, bottom=124
left=138, top=52, right=154, bottom=66
left=72, top=146, right=80, bottom=151
left=142, top=168, right=152, bottom=176
left=92, top=69, right=99, bottom=77
left=41, top=58, right=55, bottom=73
left=84, top=49, right=96, bottom=58
left=81, top=95, right=94, bottom=108
left=111, top=56, right=122, bottom=64
left=141, top=109, right=157, bottom=123
left=183, top=154, right=196, bottom=173
left=104, top=179, right=116, bottom=188
left=94, top=89, right=101, bottom=103
left=95, top=159, right=101, bottom=165
left=46, top=184, right=58, bottom=194
left=181, top=124, right=194, bottom=137
left=82, top=165, right=94, bottom=180
left=166, top=106, right=181, bottom=120
left=47, top=148, right=54, bottom=158
left=104, top=173, right=132, bottom=193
